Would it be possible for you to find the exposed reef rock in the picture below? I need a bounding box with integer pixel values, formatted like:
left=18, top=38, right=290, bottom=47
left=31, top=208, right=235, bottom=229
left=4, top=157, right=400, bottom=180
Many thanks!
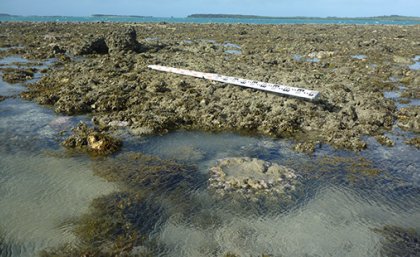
left=397, top=106, right=420, bottom=132
left=406, top=137, right=420, bottom=149
left=77, top=36, right=109, bottom=55
left=106, top=26, right=144, bottom=54
left=62, top=122, right=121, bottom=155
left=2, top=22, right=420, bottom=151
left=375, top=135, right=395, bottom=147
left=208, top=157, right=301, bottom=200
left=1, top=67, right=35, bottom=83
left=74, top=26, right=144, bottom=55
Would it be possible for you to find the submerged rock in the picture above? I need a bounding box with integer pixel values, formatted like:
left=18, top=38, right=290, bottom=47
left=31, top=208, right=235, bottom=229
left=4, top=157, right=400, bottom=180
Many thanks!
left=374, top=225, right=420, bottom=257
left=208, top=157, right=301, bottom=200
left=0, top=96, right=6, bottom=102
left=62, top=122, right=121, bottom=156
left=92, top=152, right=199, bottom=192
left=40, top=192, right=159, bottom=257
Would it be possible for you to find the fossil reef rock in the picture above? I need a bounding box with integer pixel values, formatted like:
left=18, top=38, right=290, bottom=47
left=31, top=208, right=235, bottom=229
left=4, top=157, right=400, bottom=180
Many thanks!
left=62, top=122, right=121, bottom=156
left=1, top=22, right=419, bottom=151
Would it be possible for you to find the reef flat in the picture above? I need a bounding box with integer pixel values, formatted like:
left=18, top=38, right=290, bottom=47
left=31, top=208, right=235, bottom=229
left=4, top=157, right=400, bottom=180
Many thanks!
left=1, top=22, right=419, bottom=151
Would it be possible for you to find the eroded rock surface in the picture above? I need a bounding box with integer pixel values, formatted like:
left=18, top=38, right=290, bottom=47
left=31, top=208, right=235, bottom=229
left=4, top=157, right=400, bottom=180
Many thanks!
left=62, top=122, right=121, bottom=155
left=1, top=22, right=419, bottom=151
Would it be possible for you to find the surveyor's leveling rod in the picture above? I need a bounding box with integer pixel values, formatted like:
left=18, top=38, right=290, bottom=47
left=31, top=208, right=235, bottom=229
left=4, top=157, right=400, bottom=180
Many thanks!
left=148, top=65, right=320, bottom=100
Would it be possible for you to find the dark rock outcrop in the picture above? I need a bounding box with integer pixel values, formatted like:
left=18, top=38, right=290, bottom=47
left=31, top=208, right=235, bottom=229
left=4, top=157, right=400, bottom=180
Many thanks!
left=77, top=36, right=109, bottom=55
left=106, top=27, right=144, bottom=54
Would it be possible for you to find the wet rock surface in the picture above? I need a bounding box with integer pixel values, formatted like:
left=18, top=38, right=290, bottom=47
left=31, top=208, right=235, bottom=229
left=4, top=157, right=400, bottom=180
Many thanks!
left=209, top=157, right=300, bottom=200
left=406, top=137, right=420, bottom=149
left=62, top=122, right=121, bottom=156
left=397, top=106, right=420, bottom=132
left=1, top=22, right=420, bottom=151
left=375, top=135, right=395, bottom=147
left=1, top=67, right=35, bottom=83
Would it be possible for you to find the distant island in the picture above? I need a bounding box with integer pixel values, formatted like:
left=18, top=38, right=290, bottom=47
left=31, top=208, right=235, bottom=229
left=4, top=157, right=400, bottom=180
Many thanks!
left=0, top=13, right=14, bottom=17
left=188, top=14, right=420, bottom=21
left=92, top=14, right=153, bottom=18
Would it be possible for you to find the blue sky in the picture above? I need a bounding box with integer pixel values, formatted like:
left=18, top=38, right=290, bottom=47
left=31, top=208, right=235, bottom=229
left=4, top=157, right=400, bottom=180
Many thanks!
left=1, top=0, right=419, bottom=17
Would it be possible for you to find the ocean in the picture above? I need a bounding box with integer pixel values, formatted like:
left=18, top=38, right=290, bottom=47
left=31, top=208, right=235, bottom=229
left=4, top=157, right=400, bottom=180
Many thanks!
left=1, top=15, right=420, bottom=25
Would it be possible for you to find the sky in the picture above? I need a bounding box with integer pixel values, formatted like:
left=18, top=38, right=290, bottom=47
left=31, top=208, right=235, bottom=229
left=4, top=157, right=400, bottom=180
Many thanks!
left=1, top=0, right=419, bottom=17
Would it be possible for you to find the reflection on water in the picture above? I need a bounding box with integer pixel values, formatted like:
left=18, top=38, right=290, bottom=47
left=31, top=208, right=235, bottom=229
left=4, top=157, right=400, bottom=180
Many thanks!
left=0, top=55, right=419, bottom=257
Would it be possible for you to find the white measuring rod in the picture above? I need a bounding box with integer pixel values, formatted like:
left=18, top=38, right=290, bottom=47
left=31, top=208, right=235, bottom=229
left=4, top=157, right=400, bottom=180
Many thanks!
left=148, top=65, right=320, bottom=100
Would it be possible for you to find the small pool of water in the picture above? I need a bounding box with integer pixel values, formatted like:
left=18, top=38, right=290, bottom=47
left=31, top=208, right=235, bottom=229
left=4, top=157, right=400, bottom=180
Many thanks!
left=352, top=54, right=368, bottom=60
left=384, top=85, right=420, bottom=109
left=225, top=49, right=242, bottom=55
left=293, top=54, right=320, bottom=63
left=409, top=55, right=420, bottom=70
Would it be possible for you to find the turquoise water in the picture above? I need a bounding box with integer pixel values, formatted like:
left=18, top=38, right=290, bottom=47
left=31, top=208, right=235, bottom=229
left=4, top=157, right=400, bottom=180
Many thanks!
left=1, top=16, right=420, bottom=25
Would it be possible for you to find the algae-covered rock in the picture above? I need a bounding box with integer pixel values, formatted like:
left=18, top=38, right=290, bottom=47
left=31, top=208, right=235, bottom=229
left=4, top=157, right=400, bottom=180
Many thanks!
left=62, top=122, right=121, bottom=156
left=294, top=141, right=319, bottom=154
left=0, top=96, right=6, bottom=102
left=106, top=26, right=144, bottom=54
left=375, top=135, right=395, bottom=147
left=209, top=157, right=301, bottom=200
left=406, top=137, right=420, bottom=149
left=40, top=192, right=159, bottom=257
left=1, top=67, right=35, bottom=83
left=374, top=225, right=420, bottom=257
left=397, top=106, right=420, bottom=132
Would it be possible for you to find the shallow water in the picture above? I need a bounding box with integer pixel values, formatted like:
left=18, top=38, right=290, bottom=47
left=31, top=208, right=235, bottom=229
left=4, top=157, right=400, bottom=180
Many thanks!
left=293, top=54, right=320, bottom=63
left=0, top=57, right=118, bottom=257
left=1, top=55, right=419, bottom=256
left=352, top=54, right=367, bottom=60
left=409, top=55, right=420, bottom=70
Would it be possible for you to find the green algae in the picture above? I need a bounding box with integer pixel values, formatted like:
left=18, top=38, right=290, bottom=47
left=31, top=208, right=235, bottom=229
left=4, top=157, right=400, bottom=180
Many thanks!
left=1, top=67, right=35, bottom=83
